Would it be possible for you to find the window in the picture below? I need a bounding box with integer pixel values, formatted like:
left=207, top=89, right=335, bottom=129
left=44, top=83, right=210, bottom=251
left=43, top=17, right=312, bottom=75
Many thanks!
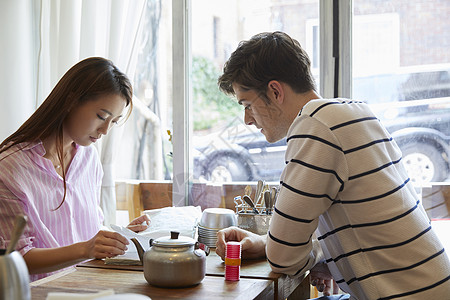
left=189, top=0, right=449, bottom=201
left=118, top=0, right=449, bottom=212
left=352, top=0, right=450, bottom=186
left=115, top=0, right=173, bottom=181
left=191, top=0, right=320, bottom=188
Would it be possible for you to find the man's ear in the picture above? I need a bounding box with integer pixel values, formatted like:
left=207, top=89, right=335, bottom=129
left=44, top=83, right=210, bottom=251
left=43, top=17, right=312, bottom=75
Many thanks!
left=267, top=80, right=284, bottom=104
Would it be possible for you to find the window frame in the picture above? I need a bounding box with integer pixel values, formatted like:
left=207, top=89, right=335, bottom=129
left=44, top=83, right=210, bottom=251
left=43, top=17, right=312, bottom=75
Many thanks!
left=172, top=0, right=192, bottom=206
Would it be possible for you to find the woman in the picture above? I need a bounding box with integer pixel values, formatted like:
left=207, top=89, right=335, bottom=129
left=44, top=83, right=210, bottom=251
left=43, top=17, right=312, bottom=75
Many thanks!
left=0, top=57, right=149, bottom=281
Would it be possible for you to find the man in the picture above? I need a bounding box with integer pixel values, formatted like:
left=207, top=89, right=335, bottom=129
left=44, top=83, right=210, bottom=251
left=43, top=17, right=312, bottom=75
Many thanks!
left=215, top=32, right=450, bottom=299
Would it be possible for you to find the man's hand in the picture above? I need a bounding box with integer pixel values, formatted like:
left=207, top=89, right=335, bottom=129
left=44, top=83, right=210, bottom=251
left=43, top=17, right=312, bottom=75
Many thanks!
left=216, top=226, right=266, bottom=260
left=310, top=260, right=339, bottom=296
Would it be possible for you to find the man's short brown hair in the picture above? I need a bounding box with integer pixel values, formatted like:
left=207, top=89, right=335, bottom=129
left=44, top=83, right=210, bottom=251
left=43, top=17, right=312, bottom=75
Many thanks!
left=218, top=31, right=316, bottom=101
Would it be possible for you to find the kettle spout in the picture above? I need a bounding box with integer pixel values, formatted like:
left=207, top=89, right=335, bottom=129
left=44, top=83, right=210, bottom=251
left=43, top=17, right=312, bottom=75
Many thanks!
left=130, top=238, right=144, bottom=265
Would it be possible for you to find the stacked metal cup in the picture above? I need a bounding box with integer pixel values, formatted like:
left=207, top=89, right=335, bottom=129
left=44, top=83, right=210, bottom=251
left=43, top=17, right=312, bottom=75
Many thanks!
left=224, top=241, right=241, bottom=281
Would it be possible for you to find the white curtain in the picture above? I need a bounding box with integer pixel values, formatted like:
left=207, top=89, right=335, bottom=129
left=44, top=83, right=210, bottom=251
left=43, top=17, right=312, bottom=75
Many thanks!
left=0, top=0, right=37, bottom=141
left=2, top=0, right=147, bottom=226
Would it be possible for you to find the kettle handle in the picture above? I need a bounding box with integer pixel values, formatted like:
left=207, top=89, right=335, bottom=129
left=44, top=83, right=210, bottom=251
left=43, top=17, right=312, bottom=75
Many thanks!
left=195, top=242, right=210, bottom=256
left=130, top=238, right=144, bottom=265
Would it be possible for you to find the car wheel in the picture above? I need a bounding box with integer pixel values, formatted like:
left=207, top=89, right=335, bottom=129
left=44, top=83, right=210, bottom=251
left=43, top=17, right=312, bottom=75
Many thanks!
left=205, top=155, right=252, bottom=182
left=399, top=142, right=448, bottom=184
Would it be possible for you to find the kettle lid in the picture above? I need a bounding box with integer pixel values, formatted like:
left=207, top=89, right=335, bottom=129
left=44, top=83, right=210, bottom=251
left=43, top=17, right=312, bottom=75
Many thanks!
left=152, top=231, right=195, bottom=247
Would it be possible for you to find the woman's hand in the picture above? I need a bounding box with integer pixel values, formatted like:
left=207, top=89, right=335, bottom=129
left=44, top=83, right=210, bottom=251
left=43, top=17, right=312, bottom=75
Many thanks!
left=83, top=230, right=129, bottom=259
left=216, top=226, right=266, bottom=260
left=126, top=214, right=151, bottom=233
left=310, top=260, right=339, bottom=296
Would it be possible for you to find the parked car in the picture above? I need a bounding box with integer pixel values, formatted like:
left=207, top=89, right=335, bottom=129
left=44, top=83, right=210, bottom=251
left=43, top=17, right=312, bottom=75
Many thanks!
left=194, top=126, right=287, bottom=182
left=193, top=70, right=450, bottom=184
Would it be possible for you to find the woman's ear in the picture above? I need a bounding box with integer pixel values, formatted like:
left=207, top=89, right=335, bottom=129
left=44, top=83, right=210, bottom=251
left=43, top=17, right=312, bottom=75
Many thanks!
left=267, top=80, right=284, bottom=104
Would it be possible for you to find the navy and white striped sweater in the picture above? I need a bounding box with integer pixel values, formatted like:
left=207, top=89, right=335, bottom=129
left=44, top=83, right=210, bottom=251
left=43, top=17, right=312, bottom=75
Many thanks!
left=266, top=98, right=450, bottom=300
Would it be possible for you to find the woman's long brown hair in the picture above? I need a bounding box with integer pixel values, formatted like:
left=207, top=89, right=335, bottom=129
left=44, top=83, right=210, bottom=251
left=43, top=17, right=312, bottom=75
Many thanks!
left=0, top=57, right=133, bottom=210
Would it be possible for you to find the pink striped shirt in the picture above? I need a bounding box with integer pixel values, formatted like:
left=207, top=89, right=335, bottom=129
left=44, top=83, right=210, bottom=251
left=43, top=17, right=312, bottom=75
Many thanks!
left=0, top=141, right=104, bottom=281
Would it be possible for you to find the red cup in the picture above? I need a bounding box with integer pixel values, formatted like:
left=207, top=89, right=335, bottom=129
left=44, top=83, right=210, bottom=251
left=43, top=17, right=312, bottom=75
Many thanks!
left=225, top=242, right=241, bottom=281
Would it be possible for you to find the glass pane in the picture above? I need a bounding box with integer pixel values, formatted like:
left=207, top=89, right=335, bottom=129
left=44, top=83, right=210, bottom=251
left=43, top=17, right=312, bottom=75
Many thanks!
left=191, top=1, right=320, bottom=205
left=352, top=0, right=450, bottom=187
left=115, top=1, right=173, bottom=181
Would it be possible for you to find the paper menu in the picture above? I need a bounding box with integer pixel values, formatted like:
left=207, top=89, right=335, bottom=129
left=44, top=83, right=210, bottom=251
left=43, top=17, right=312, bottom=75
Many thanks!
left=105, top=206, right=202, bottom=265
left=106, top=224, right=150, bottom=264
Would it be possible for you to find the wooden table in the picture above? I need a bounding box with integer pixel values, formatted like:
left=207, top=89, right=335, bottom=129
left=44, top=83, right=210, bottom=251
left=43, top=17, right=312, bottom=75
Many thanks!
left=76, top=250, right=311, bottom=300
left=30, top=267, right=274, bottom=299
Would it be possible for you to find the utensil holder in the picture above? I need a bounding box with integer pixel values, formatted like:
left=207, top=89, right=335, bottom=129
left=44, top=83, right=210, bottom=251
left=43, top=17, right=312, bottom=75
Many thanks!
left=237, top=214, right=272, bottom=235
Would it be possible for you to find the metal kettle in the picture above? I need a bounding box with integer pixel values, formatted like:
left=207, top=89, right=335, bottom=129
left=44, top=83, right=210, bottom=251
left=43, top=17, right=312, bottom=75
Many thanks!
left=0, top=249, right=30, bottom=300
left=0, top=215, right=30, bottom=300
left=131, top=231, right=210, bottom=288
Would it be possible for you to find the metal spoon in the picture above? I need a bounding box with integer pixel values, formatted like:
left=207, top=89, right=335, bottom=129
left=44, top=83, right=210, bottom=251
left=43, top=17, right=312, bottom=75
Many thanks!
left=243, top=195, right=259, bottom=214
left=6, top=215, right=28, bottom=254
left=264, top=190, right=271, bottom=215
left=255, top=180, right=264, bottom=206
left=244, top=185, right=252, bottom=199
left=270, top=187, right=278, bottom=215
